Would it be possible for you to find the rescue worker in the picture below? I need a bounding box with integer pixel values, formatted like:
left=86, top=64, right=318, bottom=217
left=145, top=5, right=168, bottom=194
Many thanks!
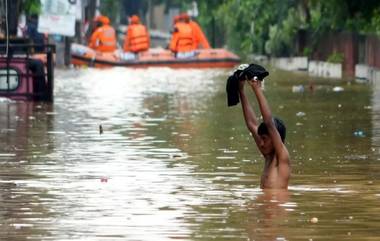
left=169, top=15, right=196, bottom=57
left=123, top=15, right=150, bottom=53
left=88, top=15, right=117, bottom=52
left=181, top=13, right=210, bottom=49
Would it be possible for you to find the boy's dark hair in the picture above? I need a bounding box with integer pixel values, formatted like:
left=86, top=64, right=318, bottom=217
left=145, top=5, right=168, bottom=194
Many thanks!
left=257, top=117, right=286, bottom=142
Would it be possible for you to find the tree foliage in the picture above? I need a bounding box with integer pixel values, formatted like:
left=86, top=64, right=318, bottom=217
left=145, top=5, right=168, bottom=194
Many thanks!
left=22, top=0, right=41, bottom=15
left=99, top=0, right=122, bottom=24
left=190, top=0, right=380, bottom=57
left=99, top=0, right=380, bottom=57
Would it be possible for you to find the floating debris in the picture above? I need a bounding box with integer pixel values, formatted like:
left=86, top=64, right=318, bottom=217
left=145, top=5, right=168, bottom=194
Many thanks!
left=333, top=86, right=344, bottom=92
left=310, top=217, right=318, bottom=223
left=99, top=125, right=103, bottom=134
left=353, top=130, right=365, bottom=137
left=169, top=153, right=186, bottom=159
left=292, top=85, right=304, bottom=93
left=296, top=112, right=306, bottom=117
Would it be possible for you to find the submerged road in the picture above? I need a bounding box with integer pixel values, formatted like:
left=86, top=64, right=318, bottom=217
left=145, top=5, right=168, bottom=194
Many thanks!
left=0, top=67, right=379, bottom=240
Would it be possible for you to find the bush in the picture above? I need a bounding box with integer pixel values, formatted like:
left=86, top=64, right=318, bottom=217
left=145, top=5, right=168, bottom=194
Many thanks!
left=326, top=52, right=344, bottom=63
left=303, top=47, right=312, bottom=57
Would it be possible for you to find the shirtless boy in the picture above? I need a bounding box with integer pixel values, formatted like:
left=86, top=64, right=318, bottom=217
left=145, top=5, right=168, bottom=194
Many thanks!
left=238, top=74, right=290, bottom=189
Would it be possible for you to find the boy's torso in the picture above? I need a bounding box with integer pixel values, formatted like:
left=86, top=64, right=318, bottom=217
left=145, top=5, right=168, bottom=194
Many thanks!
left=260, top=157, right=290, bottom=189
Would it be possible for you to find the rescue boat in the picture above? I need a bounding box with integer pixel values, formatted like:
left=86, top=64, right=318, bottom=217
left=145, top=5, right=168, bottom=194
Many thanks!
left=71, top=43, right=240, bottom=68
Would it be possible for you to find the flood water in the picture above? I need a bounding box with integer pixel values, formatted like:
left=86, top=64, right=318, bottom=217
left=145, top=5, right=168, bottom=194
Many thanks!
left=0, top=66, right=380, bottom=240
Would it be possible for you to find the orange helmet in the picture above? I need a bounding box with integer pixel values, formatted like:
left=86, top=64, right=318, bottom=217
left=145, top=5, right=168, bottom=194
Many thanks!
left=94, top=15, right=110, bottom=25
left=173, top=15, right=181, bottom=24
left=180, top=13, right=190, bottom=22
left=129, top=15, right=140, bottom=24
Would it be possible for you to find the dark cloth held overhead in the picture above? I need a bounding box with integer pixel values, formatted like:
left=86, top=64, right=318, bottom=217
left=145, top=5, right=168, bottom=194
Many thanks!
left=226, top=65, right=245, bottom=107
left=240, top=63, right=269, bottom=81
left=226, top=63, right=269, bottom=106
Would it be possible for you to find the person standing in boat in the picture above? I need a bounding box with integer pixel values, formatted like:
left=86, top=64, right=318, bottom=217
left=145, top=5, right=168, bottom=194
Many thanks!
left=169, top=15, right=196, bottom=58
left=88, top=15, right=117, bottom=53
left=123, top=15, right=150, bottom=54
left=180, top=13, right=210, bottom=49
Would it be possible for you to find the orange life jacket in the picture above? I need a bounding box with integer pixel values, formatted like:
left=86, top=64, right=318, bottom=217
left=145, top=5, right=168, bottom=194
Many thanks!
left=88, top=24, right=117, bottom=52
left=124, top=24, right=150, bottom=53
left=169, top=22, right=195, bottom=53
left=189, top=20, right=210, bottom=49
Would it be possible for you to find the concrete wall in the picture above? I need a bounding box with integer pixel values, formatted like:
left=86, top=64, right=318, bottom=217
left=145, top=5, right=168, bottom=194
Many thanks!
left=271, top=57, right=308, bottom=71
left=270, top=57, right=380, bottom=81
left=355, top=64, right=380, bottom=82
left=258, top=55, right=380, bottom=81
left=355, top=64, right=372, bottom=80
left=371, top=67, right=380, bottom=149
left=268, top=56, right=342, bottom=79
left=300, top=32, right=380, bottom=78
left=308, top=61, right=342, bottom=79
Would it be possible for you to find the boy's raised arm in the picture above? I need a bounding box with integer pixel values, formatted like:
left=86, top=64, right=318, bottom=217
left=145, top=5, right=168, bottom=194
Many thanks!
left=238, top=80, right=261, bottom=145
left=250, top=81, right=289, bottom=162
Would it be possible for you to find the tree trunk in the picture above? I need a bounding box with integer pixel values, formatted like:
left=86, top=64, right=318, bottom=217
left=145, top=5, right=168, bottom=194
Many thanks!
left=85, top=0, right=97, bottom=41
left=7, top=0, right=20, bottom=36
left=64, top=36, right=71, bottom=66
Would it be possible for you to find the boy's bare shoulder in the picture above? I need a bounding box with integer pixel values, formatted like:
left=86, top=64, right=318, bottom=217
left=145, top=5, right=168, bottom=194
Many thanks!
left=276, top=143, right=290, bottom=163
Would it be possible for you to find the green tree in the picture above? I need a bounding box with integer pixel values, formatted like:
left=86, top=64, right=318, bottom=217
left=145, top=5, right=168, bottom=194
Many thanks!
left=22, top=0, right=41, bottom=15
left=195, top=0, right=380, bottom=56
left=102, top=0, right=380, bottom=57
left=99, top=0, right=122, bottom=24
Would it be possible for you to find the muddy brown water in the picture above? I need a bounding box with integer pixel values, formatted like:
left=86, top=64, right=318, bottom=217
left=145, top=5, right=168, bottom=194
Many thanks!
left=0, top=67, right=379, bottom=240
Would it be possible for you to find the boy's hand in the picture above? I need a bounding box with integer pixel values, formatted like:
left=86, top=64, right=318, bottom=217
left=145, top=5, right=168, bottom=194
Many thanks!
left=241, top=64, right=269, bottom=81
left=248, top=78, right=262, bottom=89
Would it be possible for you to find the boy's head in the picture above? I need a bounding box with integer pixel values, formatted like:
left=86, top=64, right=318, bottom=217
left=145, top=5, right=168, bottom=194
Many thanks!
left=258, top=117, right=286, bottom=143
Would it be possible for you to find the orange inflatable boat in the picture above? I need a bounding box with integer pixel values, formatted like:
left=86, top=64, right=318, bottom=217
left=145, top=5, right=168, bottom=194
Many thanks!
left=71, top=43, right=240, bottom=68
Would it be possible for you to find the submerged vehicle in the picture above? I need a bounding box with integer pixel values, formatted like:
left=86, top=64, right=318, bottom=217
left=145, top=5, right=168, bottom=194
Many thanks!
left=0, top=39, right=55, bottom=101
left=71, top=43, right=240, bottom=69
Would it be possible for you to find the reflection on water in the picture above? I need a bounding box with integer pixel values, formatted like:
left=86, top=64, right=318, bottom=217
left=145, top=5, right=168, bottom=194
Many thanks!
left=0, top=67, right=380, bottom=240
left=247, top=189, right=291, bottom=241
